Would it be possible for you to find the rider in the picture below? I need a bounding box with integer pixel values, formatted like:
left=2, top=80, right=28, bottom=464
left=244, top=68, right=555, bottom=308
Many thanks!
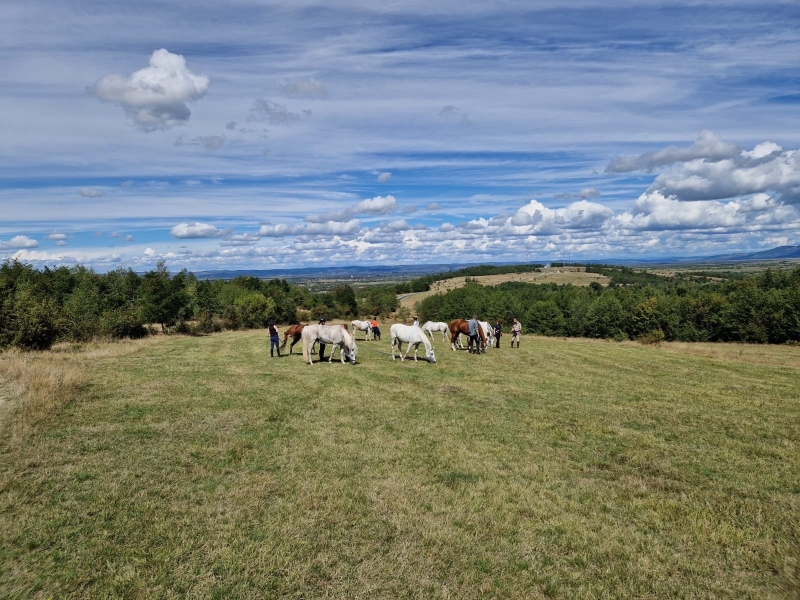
left=468, top=314, right=480, bottom=354
left=317, top=317, right=327, bottom=361
left=370, top=316, right=381, bottom=341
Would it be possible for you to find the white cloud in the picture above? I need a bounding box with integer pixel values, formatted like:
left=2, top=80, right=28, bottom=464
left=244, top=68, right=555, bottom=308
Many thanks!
left=555, top=188, right=600, bottom=201
left=305, top=195, right=396, bottom=223
left=77, top=187, right=104, bottom=198
left=47, top=232, right=69, bottom=241
left=170, top=222, right=228, bottom=239
left=189, top=135, right=227, bottom=151
left=649, top=144, right=800, bottom=203
left=401, top=204, right=418, bottom=214
left=56, top=240, right=68, bottom=246
left=280, top=78, right=328, bottom=99
left=257, top=223, right=293, bottom=237
left=606, top=130, right=740, bottom=173
left=377, top=172, right=392, bottom=183
left=1, top=235, right=39, bottom=249
left=427, top=203, right=442, bottom=211
left=89, top=49, right=209, bottom=132
left=352, top=195, right=396, bottom=215
left=385, top=218, right=412, bottom=231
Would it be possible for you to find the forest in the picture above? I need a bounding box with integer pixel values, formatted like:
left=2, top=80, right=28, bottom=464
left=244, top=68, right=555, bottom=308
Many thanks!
left=417, top=265, right=800, bottom=344
left=3, top=259, right=800, bottom=350
left=0, top=260, right=398, bottom=351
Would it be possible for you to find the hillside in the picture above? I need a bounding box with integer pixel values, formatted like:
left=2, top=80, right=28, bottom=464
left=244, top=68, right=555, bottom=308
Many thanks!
left=2, top=333, right=798, bottom=598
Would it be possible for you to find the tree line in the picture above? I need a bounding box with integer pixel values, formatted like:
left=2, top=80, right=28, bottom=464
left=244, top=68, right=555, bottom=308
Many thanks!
left=417, top=266, right=800, bottom=344
left=0, top=260, right=399, bottom=351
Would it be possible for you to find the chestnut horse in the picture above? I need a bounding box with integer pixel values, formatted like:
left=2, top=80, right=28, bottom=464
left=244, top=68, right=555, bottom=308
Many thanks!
left=280, top=324, right=306, bottom=355
left=449, top=319, right=486, bottom=352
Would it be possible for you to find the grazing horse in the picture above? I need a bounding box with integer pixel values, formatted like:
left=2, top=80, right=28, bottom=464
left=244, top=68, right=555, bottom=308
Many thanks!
left=351, top=320, right=373, bottom=341
left=301, top=324, right=358, bottom=365
left=449, top=319, right=486, bottom=352
left=479, top=321, right=495, bottom=350
left=280, top=324, right=306, bottom=355
left=390, top=324, right=436, bottom=362
left=422, top=321, right=450, bottom=343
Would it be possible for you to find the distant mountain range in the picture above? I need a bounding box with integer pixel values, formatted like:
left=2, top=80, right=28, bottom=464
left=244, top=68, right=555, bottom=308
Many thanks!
left=192, top=247, right=800, bottom=280
left=700, top=245, right=800, bottom=262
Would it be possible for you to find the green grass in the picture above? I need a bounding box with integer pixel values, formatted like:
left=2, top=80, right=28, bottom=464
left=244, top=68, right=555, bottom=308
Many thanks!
left=1, top=333, right=799, bottom=598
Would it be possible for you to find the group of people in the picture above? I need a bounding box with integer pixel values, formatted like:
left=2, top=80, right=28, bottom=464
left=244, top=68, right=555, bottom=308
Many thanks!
left=268, top=314, right=522, bottom=358
left=465, top=315, right=522, bottom=354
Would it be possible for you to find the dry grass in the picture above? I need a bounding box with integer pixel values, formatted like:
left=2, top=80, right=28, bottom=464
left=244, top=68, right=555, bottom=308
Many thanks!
left=0, top=338, right=158, bottom=443
left=400, top=267, right=610, bottom=310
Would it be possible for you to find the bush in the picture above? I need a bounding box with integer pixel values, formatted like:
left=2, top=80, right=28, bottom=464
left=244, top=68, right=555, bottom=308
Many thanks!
left=638, top=329, right=665, bottom=345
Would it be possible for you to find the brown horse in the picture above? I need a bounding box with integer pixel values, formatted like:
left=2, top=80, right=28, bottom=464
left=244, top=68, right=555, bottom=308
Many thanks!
left=280, top=324, right=306, bottom=355
left=449, top=319, right=486, bottom=352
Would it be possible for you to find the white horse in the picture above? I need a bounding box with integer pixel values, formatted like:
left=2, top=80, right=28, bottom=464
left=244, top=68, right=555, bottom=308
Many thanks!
left=390, top=323, right=436, bottom=362
left=351, top=320, right=372, bottom=341
left=422, top=321, right=450, bottom=343
left=301, top=325, right=358, bottom=365
left=479, top=321, right=495, bottom=349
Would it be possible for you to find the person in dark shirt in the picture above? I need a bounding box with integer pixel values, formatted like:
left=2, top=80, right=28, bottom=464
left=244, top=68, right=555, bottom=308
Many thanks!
left=317, top=317, right=327, bottom=361
left=467, top=314, right=480, bottom=354
left=268, top=321, right=280, bottom=357
left=494, top=320, right=502, bottom=348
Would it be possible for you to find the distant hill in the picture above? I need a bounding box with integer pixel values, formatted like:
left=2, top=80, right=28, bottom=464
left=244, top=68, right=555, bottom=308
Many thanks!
left=701, top=245, right=800, bottom=262
left=190, top=247, right=800, bottom=280
left=192, top=262, right=527, bottom=281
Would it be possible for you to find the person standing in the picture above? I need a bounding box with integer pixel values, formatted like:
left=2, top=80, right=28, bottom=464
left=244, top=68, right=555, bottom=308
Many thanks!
left=370, top=316, right=381, bottom=341
left=317, top=317, right=327, bottom=361
left=511, top=317, right=522, bottom=348
left=412, top=315, right=420, bottom=327
left=468, top=314, right=480, bottom=354
left=268, top=321, right=281, bottom=357
left=494, top=320, right=502, bottom=349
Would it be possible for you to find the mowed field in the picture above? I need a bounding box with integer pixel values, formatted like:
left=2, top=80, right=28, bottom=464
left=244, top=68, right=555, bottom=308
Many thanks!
left=399, top=267, right=611, bottom=310
left=1, top=333, right=799, bottom=599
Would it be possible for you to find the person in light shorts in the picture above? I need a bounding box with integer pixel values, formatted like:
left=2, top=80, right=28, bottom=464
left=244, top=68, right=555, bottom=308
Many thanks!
left=511, top=317, right=522, bottom=348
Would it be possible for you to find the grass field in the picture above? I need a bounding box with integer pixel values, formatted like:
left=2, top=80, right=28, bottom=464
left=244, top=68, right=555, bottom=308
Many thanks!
left=1, top=333, right=799, bottom=598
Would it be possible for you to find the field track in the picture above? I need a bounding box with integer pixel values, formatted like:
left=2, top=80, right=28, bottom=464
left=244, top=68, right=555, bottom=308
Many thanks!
left=1, top=332, right=799, bottom=598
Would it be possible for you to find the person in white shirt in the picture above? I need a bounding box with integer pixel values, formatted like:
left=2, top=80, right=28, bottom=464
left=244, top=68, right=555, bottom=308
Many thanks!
left=511, top=317, right=522, bottom=348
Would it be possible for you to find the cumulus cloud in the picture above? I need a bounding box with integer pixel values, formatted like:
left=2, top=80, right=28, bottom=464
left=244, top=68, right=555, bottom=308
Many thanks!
left=77, top=187, right=104, bottom=198
left=47, top=232, right=69, bottom=241
left=401, top=204, right=418, bottom=214
left=170, top=222, right=229, bottom=239
left=1, top=235, right=39, bottom=249
left=385, top=219, right=412, bottom=231
left=427, top=203, right=441, bottom=211
left=257, top=220, right=360, bottom=237
left=249, top=98, right=304, bottom=125
left=377, top=172, right=392, bottom=183
left=618, top=191, right=796, bottom=232
left=89, top=49, right=209, bottom=131
left=606, top=130, right=740, bottom=173
left=280, top=78, right=328, bottom=99
left=305, top=195, right=396, bottom=223
left=650, top=143, right=800, bottom=203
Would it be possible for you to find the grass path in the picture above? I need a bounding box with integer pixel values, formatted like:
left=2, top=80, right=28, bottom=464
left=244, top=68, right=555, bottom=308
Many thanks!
left=1, top=334, right=799, bottom=598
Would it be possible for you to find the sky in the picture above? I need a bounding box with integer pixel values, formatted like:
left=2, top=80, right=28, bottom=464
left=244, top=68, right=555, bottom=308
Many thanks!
left=1, top=0, right=800, bottom=272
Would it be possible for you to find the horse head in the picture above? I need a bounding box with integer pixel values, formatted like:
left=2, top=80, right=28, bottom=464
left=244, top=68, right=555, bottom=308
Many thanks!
left=426, top=347, right=436, bottom=363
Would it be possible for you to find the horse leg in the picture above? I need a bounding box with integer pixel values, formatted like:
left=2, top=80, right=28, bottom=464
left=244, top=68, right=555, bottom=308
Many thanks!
left=413, top=343, right=419, bottom=361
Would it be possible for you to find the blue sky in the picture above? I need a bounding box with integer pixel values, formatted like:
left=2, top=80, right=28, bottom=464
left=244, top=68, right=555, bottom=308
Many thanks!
left=1, top=0, right=799, bottom=271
